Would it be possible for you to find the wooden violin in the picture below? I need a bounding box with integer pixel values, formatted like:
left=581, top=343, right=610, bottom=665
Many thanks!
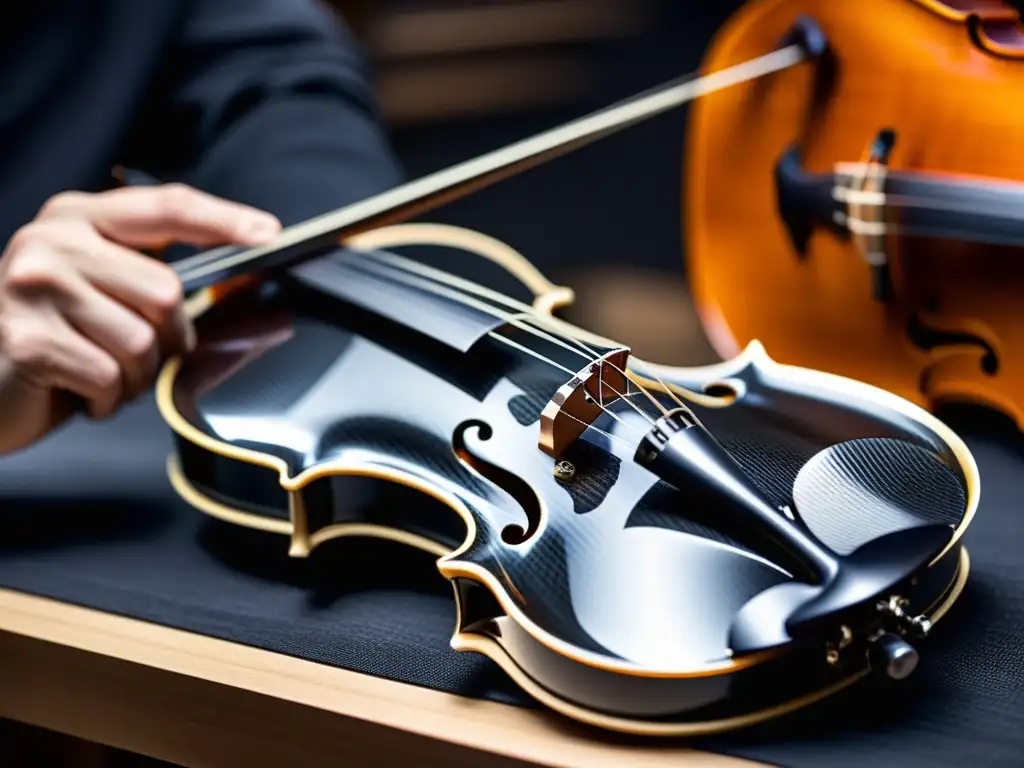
left=686, top=0, right=1024, bottom=429
left=152, top=15, right=978, bottom=736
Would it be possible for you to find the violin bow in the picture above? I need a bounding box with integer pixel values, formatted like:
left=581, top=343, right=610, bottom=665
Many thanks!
left=171, top=18, right=825, bottom=293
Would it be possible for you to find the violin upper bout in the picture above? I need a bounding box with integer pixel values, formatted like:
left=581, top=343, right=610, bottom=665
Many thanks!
left=911, top=0, right=1024, bottom=58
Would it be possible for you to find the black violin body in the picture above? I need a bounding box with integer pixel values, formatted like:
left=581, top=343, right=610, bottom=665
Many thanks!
left=157, top=227, right=977, bottom=736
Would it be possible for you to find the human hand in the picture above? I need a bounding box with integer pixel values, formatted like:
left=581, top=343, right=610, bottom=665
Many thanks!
left=0, top=183, right=281, bottom=454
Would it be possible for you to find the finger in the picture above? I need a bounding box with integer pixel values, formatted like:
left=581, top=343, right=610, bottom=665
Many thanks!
left=39, top=185, right=281, bottom=249
left=5, top=221, right=195, bottom=359
left=1, top=304, right=124, bottom=419
left=47, top=322, right=124, bottom=421
left=88, top=249, right=196, bottom=358
left=55, top=271, right=162, bottom=401
left=82, top=248, right=195, bottom=358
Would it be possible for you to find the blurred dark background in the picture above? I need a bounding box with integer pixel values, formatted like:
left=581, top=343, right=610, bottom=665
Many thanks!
left=325, top=0, right=744, bottom=365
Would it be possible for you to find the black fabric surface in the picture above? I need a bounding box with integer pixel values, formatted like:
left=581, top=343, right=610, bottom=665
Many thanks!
left=0, top=399, right=1021, bottom=768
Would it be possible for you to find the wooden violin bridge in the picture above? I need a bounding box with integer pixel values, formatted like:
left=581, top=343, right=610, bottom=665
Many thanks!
left=538, top=347, right=630, bottom=459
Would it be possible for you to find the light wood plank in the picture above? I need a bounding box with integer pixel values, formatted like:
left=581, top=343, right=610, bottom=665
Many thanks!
left=0, top=588, right=764, bottom=767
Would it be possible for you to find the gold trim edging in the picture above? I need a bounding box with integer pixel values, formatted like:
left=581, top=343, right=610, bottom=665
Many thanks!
left=454, top=546, right=969, bottom=736
left=148, top=451, right=988, bottom=738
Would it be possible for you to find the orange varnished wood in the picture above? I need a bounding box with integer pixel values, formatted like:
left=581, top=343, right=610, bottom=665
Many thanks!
left=685, top=0, right=1024, bottom=427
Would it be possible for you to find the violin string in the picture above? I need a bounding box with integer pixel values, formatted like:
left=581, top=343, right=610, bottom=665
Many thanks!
left=344, top=252, right=662, bottom=426
left=617, top=366, right=670, bottom=415
left=504, top=304, right=672, bottom=418
left=355, top=249, right=624, bottom=352
left=485, top=330, right=645, bottom=444
left=484, top=314, right=660, bottom=428
left=839, top=191, right=1024, bottom=217
left=491, top=327, right=650, bottom=442
left=574, top=392, right=646, bottom=447
left=349, top=248, right=675, bottom=419
left=356, top=250, right=671, bottom=424
left=484, top=330, right=575, bottom=375
left=560, top=412, right=635, bottom=450
left=350, top=253, right=597, bottom=365
left=331, top=255, right=661, bottom=434
left=833, top=164, right=1024, bottom=225
left=338, top=249, right=636, bottom=381
left=310, top=252, right=663, bottom=434
left=626, top=357, right=691, bottom=412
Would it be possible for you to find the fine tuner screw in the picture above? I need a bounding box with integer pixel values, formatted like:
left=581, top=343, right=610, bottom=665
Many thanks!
left=879, top=595, right=932, bottom=638
left=553, top=461, right=576, bottom=481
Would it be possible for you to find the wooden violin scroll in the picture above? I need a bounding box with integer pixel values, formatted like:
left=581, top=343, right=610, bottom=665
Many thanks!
left=685, top=0, right=1024, bottom=430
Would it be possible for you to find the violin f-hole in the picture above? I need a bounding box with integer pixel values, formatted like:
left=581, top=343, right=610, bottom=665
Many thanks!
left=452, top=419, right=543, bottom=545
left=905, top=310, right=999, bottom=375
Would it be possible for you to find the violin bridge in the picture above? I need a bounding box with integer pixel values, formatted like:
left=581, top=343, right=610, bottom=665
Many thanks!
left=833, top=129, right=897, bottom=302
left=538, top=347, right=630, bottom=459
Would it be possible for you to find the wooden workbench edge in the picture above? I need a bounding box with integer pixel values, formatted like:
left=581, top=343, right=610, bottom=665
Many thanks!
left=0, top=588, right=760, bottom=767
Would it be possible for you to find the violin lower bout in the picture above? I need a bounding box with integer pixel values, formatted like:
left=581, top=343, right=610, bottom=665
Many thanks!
left=166, top=430, right=968, bottom=733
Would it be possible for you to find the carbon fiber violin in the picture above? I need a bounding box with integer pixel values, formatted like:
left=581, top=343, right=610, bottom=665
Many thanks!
left=153, top=16, right=979, bottom=736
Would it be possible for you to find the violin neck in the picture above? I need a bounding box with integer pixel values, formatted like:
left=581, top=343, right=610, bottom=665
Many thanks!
left=286, top=248, right=509, bottom=354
